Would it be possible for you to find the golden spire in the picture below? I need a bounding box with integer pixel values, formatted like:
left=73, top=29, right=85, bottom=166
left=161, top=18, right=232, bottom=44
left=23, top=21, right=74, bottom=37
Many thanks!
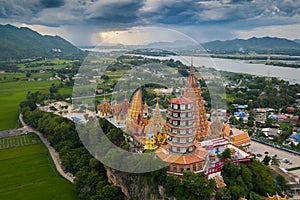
left=128, top=87, right=143, bottom=120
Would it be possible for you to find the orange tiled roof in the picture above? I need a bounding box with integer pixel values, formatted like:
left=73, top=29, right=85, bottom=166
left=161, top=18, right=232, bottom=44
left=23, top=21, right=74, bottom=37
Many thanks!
left=231, top=132, right=250, bottom=146
left=266, top=194, right=291, bottom=200
left=223, top=123, right=231, bottom=135
left=156, top=145, right=206, bottom=165
left=169, top=97, right=193, bottom=104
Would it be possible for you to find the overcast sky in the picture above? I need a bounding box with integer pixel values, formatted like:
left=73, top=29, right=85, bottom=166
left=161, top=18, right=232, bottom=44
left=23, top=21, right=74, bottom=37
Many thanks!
left=0, top=0, right=299, bottom=46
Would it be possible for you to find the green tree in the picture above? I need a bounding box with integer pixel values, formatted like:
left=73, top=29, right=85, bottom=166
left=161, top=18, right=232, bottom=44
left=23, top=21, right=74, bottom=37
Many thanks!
left=165, top=175, right=180, bottom=196
left=262, top=155, right=271, bottom=165
left=215, top=188, right=232, bottom=200
left=276, top=174, right=290, bottom=193
left=165, top=172, right=215, bottom=200
left=249, top=160, right=278, bottom=195
left=228, top=185, right=246, bottom=200
left=96, top=185, right=124, bottom=200
left=221, top=148, right=232, bottom=159
left=249, top=191, right=265, bottom=200
left=271, top=156, right=280, bottom=166
left=265, top=117, right=273, bottom=127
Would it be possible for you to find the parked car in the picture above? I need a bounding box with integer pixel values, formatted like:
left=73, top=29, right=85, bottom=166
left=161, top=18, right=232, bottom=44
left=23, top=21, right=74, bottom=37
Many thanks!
left=256, top=153, right=262, bottom=157
left=282, top=158, right=289, bottom=163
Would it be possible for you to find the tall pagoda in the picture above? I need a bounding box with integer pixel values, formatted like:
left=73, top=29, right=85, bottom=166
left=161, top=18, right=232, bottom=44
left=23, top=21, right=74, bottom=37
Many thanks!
left=184, top=60, right=208, bottom=139
left=156, top=96, right=207, bottom=174
left=128, top=87, right=143, bottom=121
left=151, top=98, right=164, bottom=135
left=126, top=87, right=150, bottom=136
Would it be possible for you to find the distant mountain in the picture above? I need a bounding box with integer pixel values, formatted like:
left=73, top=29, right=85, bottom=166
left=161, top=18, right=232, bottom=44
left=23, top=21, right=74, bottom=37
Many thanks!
left=147, top=40, right=198, bottom=48
left=294, top=39, right=300, bottom=44
left=0, top=24, right=84, bottom=61
left=202, top=37, right=300, bottom=55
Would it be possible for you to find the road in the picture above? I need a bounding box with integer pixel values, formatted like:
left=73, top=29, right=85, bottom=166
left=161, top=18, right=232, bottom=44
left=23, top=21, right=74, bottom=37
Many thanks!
left=0, top=114, right=75, bottom=183
left=250, top=140, right=300, bottom=178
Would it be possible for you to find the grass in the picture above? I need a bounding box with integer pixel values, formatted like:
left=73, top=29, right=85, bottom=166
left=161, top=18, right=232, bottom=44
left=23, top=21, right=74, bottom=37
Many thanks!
left=18, top=59, right=76, bottom=70
left=58, top=87, right=73, bottom=96
left=0, top=134, right=38, bottom=149
left=0, top=133, right=76, bottom=200
left=0, top=80, right=60, bottom=130
left=0, top=72, right=54, bottom=83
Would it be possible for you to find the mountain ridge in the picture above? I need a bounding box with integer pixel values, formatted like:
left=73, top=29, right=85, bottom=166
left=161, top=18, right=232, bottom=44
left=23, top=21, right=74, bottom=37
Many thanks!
left=201, top=36, right=300, bottom=55
left=0, top=24, right=84, bottom=61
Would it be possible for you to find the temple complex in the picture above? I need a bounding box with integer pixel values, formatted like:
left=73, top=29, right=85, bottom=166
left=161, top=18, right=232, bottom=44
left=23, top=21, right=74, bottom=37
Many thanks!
left=184, top=61, right=209, bottom=140
left=97, top=59, right=252, bottom=176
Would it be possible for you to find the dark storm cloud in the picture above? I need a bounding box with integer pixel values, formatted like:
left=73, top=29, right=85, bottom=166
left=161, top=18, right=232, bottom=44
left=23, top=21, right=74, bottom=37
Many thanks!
left=0, top=0, right=300, bottom=46
left=85, top=0, right=144, bottom=26
left=0, top=0, right=41, bottom=19
left=40, top=0, right=65, bottom=8
left=142, top=0, right=300, bottom=27
left=0, top=0, right=299, bottom=28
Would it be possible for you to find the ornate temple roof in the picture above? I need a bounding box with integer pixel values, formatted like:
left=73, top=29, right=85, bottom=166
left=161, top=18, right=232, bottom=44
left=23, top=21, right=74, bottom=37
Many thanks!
left=156, top=145, right=207, bottom=165
left=97, top=98, right=112, bottom=113
left=128, top=87, right=143, bottom=120
left=231, top=132, right=251, bottom=146
left=186, top=60, right=199, bottom=88
left=266, top=194, right=291, bottom=200
left=169, top=96, right=193, bottom=104
left=223, top=123, right=231, bottom=135
left=112, top=99, right=130, bottom=116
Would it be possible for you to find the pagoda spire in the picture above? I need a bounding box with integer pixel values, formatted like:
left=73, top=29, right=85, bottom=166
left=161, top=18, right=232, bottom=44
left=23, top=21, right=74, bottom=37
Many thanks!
left=184, top=56, right=209, bottom=139
left=152, top=97, right=163, bottom=134
left=128, top=87, right=143, bottom=120
left=190, top=55, right=195, bottom=75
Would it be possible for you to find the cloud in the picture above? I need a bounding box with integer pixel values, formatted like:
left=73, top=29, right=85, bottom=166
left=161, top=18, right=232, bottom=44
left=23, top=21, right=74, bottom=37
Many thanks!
left=1, top=0, right=299, bottom=45
left=40, top=0, right=65, bottom=8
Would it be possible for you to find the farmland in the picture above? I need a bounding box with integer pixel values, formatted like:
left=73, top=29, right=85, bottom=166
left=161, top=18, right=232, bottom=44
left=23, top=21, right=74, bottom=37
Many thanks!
left=0, top=80, right=60, bottom=130
left=0, top=133, right=76, bottom=200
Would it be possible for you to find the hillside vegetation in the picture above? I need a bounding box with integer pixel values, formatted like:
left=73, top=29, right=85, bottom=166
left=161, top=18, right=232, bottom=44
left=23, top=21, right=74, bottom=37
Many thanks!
left=0, top=24, right=84, bottom=61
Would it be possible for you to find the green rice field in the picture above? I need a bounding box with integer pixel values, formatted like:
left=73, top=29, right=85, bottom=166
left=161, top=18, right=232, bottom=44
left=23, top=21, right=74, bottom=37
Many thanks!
left=0, top=133, right=76, bottom=200
left=0, top=80, right=60, bottom=130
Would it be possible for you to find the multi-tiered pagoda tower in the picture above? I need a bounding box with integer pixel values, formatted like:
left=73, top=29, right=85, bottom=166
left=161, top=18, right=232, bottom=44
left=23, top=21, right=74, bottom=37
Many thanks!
left=184, top=61, right=208, bottom=140
left=156, top=96, right=207, bottom=174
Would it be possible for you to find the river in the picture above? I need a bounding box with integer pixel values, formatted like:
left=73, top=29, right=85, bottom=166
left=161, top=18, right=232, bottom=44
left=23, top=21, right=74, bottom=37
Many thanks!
left=82, top=48, right=300, bottom=84
left=150, top=55, right=300, bottom=84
